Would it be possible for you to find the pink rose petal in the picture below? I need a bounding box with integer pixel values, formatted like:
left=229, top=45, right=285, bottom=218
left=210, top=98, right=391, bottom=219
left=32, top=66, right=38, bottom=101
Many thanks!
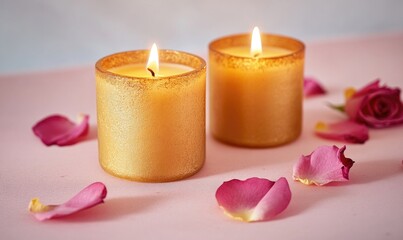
left=215, top=177, right=291, bottom=222
left=29, top=182, right=107, bottom=221
left=32, top=114, right=89, bottom=146
left=304, top=77, right=327, bottom=97
left=352, top=79, right=381, bottom=98
left=315, top=120, right=369, bottom=144
left=293, top=145, right=355, bottom=186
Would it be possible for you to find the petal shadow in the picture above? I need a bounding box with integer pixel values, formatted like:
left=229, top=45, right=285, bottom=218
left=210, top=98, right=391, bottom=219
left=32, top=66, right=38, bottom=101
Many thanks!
left=351, top=159, right=402, bottom=184
left=55, top=195, right=162, bottom=222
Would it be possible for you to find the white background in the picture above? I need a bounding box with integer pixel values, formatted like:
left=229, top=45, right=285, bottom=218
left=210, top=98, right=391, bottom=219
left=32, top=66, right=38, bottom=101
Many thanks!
left=1, top=0, right=403, bottom=73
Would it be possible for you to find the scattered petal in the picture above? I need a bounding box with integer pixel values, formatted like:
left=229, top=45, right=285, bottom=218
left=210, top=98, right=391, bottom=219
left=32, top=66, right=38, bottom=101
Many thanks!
left=304, top=77, right=326, bottom=97
left=215, top=177, right=291, bottom=222
left=293, top=145, right=355, bottom=186
left=29, top=182, right=107, bottom=221
left=32, top=114, right=89, bottom=146
left=315, top=120, right=369, bottom=144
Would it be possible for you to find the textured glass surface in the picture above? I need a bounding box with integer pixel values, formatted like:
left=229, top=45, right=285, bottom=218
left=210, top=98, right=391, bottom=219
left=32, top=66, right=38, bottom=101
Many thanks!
left=96, top=50, right=206, bottom=182
left=209, top=34, right=305, bottom=147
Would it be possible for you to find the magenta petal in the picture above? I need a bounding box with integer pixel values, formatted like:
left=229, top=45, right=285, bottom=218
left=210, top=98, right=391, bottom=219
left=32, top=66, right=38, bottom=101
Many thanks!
left=293, top=145, right=355, bottom=186
left=315, top=120, right=369, bottom=144
left=352, top=79, right=381, bottom=98
left=215, top=177, right=291, bottom=222
left=32, top=114, right=89, bottom=146
left=304, top=77, right=327, bottom=97
left=29, top=182, right=107, bottom=221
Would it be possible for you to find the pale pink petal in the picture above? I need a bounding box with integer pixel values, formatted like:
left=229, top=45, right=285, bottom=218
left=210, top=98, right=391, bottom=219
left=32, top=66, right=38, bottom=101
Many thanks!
left=29, top=182, right=107, bottom=221
left=293, top=145, right=355, bottom=186
left=215, top=177, right=291, bottom=222
left=32, top=114, right=89, bottom=146
left=250, top=178, right=291, bottom=221
left=304, top=77, right=326, bottom=97
left=315, top=120, right=369, bottom=144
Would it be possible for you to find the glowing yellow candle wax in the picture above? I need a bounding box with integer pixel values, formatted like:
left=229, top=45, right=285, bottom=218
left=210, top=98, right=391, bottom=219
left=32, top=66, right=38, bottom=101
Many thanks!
left=96, top=45, right=206, bottom=182
left=109, top=63, right=193, bottom=77
left=220, top=46, right=291, bottom=58
left=209, top=28, right=305, bottom=147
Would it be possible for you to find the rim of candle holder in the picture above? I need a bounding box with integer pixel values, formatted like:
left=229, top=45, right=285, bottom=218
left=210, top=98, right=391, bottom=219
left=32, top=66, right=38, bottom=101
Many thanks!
left=209, top=33, right=305, bottom=59
left=95, top=49, right=206, bottom=82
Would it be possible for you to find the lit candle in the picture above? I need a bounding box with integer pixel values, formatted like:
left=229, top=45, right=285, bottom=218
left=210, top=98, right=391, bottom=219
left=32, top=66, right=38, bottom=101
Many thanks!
left=209, top=27, right=305, bottom=147
left=96, top=44, right=206, bottom=182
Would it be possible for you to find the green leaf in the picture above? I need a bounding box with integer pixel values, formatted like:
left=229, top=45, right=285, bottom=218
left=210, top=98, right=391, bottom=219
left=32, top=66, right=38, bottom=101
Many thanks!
left=327, top=102, right=345, bottom=112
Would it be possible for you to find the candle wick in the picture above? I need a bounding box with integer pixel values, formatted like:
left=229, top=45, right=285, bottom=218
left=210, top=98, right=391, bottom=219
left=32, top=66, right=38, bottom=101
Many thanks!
left=147, top=68, right=156, bottom=77
left=253, top=53, right=260, bottom=58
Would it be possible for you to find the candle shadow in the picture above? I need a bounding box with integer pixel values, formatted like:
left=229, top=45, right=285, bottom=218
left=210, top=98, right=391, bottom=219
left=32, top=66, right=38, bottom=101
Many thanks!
left=192, top=100, right=346, bottom=179
left=54, top=195, right=162, bottom=222
left=193, top=112, right=329, bottom=179
left=192, top=132, right=309, bottom=179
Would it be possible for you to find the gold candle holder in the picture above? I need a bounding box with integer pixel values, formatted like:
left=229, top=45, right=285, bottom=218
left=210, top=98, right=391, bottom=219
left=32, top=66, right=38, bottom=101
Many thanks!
left=96, top=50, right=206, bottom=182
left=209, top=33, right=305, bottom=147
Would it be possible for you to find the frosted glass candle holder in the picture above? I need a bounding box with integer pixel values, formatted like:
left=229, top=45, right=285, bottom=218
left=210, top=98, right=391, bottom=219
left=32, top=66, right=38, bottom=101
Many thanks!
left=96, top=50, right=206, bottom=182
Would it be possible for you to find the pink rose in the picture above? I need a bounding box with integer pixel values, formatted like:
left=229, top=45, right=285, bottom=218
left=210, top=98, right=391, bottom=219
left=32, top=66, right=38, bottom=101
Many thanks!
left=345, top=79, right=403, bottom=128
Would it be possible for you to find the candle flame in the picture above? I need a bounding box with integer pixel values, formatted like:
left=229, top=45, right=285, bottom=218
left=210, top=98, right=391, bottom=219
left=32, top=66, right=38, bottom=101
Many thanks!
left=146, top=43, right=159, bottom=77
left=251, top=26, right=262, bottom=57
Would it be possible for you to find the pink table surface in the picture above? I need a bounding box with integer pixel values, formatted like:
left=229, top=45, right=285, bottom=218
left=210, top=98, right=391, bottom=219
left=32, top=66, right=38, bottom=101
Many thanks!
left=1, top=32, right=403, bottom=240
